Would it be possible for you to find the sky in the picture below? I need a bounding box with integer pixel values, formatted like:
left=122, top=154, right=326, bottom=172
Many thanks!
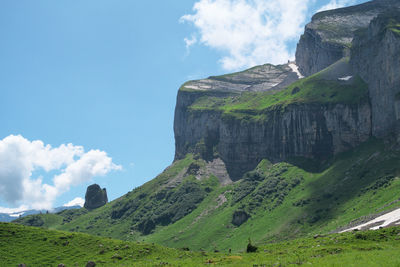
left=0, top=0, right=369, bottom=213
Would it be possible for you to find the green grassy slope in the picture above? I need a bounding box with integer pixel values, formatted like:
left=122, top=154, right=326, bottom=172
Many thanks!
left=380, top=11, right=400, bottom=36
left=3, top=222, right=400, bottom=266
left=186, top=58, right=368, bottom=121
left=15, top=154, right=221, bottom=241
left=15, top=138, right=400, bottom=252
left=143, top=139, right=400, bottom=251
left=0, top=222, right=199, bottom=266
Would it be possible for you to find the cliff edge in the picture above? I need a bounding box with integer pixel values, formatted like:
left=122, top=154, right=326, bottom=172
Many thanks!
left=295, top=0, right=400, bottom=77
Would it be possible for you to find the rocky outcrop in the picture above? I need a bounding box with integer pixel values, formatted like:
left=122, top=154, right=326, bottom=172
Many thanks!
left=296, top=0, right=400, bottom=77
left=84, top=184, right=108, bottom=210
left=232, top=210, right=250, bottom=226
left=351, top=10, right=400, bottom=137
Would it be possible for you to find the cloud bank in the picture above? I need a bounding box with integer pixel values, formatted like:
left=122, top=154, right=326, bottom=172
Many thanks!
left=181, top=0, right=361, bottom=71
left=0, top=135, right=121, bottom=210
left=181, top=0, right=311, bottom=70
left=63, top=197, right=85, bottom=207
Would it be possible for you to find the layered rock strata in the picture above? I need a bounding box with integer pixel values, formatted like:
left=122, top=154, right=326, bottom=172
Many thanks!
left=174, top=63, right=371, bottom=179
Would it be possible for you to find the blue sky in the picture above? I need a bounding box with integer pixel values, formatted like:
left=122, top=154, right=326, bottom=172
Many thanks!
left=0, top=0, right=368, bottom=211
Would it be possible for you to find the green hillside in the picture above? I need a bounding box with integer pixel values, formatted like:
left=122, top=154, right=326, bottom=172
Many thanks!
left=15, top=138, right=400, bottom=252
left=0, top=222, right=193, bottom=266
left=3, top=222, right=400, bottom=266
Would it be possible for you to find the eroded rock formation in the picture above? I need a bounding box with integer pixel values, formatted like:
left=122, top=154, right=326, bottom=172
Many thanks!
left=84, top=184, right=108, bottom=210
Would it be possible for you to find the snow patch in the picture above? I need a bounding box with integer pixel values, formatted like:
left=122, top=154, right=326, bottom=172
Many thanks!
left=288, top=63, right=304, bottom=79
left=340, top=208, right=400, bottom=233
left=338, top=76, right=353, bottom=81
left=9, top=212, right=25, bottom=218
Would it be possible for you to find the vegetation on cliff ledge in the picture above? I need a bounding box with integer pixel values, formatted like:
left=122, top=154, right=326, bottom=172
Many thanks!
left=187, top=66, right=368, bottom=121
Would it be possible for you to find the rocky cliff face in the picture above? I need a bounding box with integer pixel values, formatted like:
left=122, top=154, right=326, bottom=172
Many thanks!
left=84, top=184, right=108, bottom=210
left=175, top=90, right=370, bottom=179
left=174, top=63, right=300, bottom=162
left=296, top=0, right=400, bottom=77
left=220, top=103, right=371, bottom=179
left=174, top=61, right=371, bottom=179
left=174, top=2, right=400, bottom=181
left=351, top=10, right=400, bottom=137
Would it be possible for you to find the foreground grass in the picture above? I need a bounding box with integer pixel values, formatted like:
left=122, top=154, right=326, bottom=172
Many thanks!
left=0, top=222, right=201, bottom=266
left=2, top=222, right=400, bottom=266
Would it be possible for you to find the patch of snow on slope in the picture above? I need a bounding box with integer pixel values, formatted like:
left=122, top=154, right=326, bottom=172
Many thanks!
left=338, top=76, right=353, bottom=81
left=288, top=62, right=304, bottom=79
left=9, top=212, right=25, bottom=218
left=340, top=208, right=400, bottom=233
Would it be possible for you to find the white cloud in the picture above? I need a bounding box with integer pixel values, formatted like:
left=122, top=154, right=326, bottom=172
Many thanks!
left=63, top=197, right=85, bottom=207
left=184, top=35, right=197, bottom=50
left=181, top=0, right=365, bottom=71
left=0, top=135, right=121, bottom=210
left=181, top=0, right=311, bottom=70
left=317, top=0, right=356, bottom=12
left=0, top=205, right=29, bottom=214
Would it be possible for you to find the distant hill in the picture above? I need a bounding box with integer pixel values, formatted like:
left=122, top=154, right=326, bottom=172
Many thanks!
left=0, top=205, right=80, bottom=222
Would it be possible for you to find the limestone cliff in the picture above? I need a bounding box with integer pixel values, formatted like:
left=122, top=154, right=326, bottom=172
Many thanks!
left=174, top=63, right=300, bottom=163
left=174, top=61, right=371, bottom=180
left=173, top=2, right=400, bottom=181
left=295, top=0, right=400, bottom=77
left=351, top=10, right=400, bottom=137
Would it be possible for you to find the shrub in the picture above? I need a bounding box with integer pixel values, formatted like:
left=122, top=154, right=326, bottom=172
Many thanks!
left=246, top=238, right=258, bottom=253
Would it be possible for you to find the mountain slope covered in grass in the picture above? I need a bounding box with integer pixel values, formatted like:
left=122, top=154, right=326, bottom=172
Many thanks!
left=3, top=222, right=400, bottom=266
left=15, top=138, right=400, bottom=252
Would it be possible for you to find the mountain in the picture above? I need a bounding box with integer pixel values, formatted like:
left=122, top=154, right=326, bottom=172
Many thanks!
left=14, top=0, right=400, bottom=252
